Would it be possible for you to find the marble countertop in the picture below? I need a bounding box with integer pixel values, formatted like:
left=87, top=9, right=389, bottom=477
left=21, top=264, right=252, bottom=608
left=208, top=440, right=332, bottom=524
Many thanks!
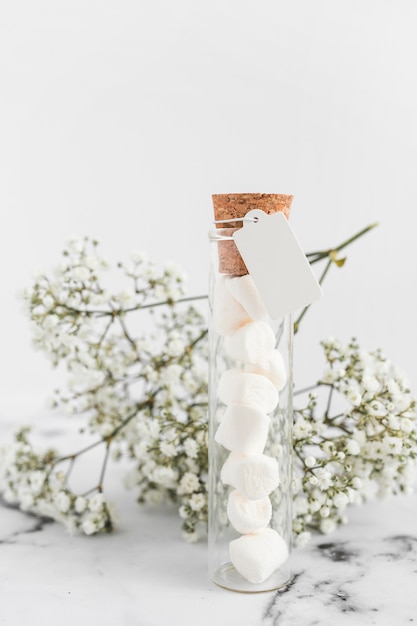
left=1, top=403, right=417, bottom=626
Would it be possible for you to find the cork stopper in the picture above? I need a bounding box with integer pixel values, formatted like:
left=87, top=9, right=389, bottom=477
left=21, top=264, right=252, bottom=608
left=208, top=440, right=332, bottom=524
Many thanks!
left=212, top=193, right=293, bottom=275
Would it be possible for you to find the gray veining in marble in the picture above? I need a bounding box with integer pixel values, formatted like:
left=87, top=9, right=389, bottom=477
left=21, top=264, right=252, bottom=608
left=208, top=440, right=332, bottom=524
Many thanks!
left=1, top=407, right=417, bottom=625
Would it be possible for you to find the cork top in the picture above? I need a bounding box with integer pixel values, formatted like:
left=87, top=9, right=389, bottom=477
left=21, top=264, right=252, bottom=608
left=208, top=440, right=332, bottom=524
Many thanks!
left=212, top=193, right=293, bottom=275
left=212, top=193, right=293, bottom=227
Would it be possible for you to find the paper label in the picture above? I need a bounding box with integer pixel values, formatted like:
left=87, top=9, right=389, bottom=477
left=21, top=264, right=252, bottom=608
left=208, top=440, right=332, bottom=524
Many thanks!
left=233, top=210, right=323, bottom=319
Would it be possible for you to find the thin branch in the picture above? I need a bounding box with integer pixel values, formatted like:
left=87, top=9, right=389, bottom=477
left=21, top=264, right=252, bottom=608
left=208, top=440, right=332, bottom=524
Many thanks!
left=324, top=385, right=334, bottom=419
left=294, top=223, right=377, bottom=334
left=65, top=456, right=76, bottom=482
left=294, top=258, right=332, bottom=333
left=306, top=252, right=328, bottom=263
left=134, top=294, right=208, bottom=312
left=334, top=222, right=378, bottom=253
left=53, top=439, right=104, bottom=466
left=306, top=223, right=378, bottom=260
left=98, top=440, right=112, bottom=490
left=55, top=294, right=208, bottom=320
left=294, top=384, right=320, bottom=396
left=51, top=399, right=153, bottom=469
left=326, top=413, right=345, bottom=421
left=96, top=315, right=114, bottom=347
left=187, top=328, right=208, bottom=351
left=323, top=419, right=352, bottom=435
left=118, top=315, right=138, bottom=350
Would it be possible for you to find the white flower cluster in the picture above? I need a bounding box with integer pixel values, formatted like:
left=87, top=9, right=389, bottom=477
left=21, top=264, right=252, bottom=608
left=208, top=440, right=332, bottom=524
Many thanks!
left=0, top=428, right=113, bottom=535
left=292, top=337, right=417, bottom=545
left=24, top=237, right=189, bottom=435
left=2, top=236, right=416, bottom=546
left=2, top=238, right=209, bottom=540
left=123, top=342, right=209, bottom=542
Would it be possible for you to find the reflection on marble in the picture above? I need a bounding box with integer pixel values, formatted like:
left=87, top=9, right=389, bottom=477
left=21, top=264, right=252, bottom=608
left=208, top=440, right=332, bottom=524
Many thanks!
left=1, top=405, right=417, bottom=625
left=264, top=503, right=417, bottom=626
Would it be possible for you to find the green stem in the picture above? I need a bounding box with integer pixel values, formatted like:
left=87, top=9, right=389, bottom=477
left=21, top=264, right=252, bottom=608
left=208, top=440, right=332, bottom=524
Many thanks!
left=334, top=222, right=378, bottom=253
left=306, top=252, right=328, bottom=263
left=294, top=259, right=331, bottom=333
left=57, top=294, right=208, bottom=319
left=188, top=328, right=208, bottom=351
left=118, top=315, right=138, bottom=351
left=323, top=418, right=352, bottom=435
left=305, top=222, right=378, bottom=260
left=95, top=315, right=114, bottom=347
left=97, top=440, right=112, bottom=490
left=136, top=294, right=207, bottom=312
left=294, top=223, right=377, bottom=334
left=51, top=399, right=153, bottom=468
left=324, top=385, right=334, bottom=419
left=294, top=384, right=320, bottom=396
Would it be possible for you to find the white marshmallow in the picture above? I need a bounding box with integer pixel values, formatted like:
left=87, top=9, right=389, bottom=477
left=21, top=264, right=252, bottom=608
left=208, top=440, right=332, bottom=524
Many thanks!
left=227, top=489, right=272, bottom=534
left=217, top=369, right=279, bottom=414
left=226, top=274, right=268, bottom=321
left=224, top=322, right=276, bottom=364
left=213, top=275, right=252, bottom=336
left=215, top=404, right=270, bottom=454
left=221, top=452, right=280, bottom=500
left=229, top=528, right=289, bottom=584
left=245, top=349, right=287, bottom=390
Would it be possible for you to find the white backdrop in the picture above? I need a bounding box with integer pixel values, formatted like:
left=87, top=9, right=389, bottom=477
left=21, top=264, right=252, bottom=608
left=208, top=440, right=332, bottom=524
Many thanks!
left=0, top=0, right=416, bottom=409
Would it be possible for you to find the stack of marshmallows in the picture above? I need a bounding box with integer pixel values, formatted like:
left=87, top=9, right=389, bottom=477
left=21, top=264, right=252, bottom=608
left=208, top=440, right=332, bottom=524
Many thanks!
left=214, top=273, right=289, bottom=584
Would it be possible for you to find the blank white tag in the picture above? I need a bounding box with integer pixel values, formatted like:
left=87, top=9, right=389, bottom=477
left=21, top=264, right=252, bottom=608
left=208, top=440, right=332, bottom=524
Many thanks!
left=233, top=210, right=322, bottom=319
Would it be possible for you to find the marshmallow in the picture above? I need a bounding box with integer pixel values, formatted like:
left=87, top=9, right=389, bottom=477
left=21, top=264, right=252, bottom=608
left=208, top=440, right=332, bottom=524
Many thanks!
left=245, top=349, right=287, bottom=390
left=213, top=275, right=252, bottom=336
left=215, top=404, right=270, bottom=455
left=227, top=489, right=272, bottom=534
left=229, top=528, right=289, bottom=584
left=221, top=452, right=280, bottom=500
left=217, top=370, right=279, bottom=414
left=224, top=322, right=276, bottom=364
left=226, top=274, right=268, bottom=321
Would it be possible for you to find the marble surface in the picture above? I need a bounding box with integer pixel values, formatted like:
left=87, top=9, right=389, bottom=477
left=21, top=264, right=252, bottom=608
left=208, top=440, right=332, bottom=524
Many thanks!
left=1, top=404, right=417, bottom=626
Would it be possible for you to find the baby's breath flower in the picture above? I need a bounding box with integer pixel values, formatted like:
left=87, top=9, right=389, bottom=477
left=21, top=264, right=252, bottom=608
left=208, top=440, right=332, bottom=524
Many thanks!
left=315, top=468, right=332, bottom=491
left=304, top=456, right=316, bottom=468
left=295, top=531, right=312, bottom=546
left=166, top=338, right=186, bottom=358
left=82, top=516, right=98, bottom=535
left=55, top=491, right=71, bottom=513
left=2, top=235, right=415, bottom=549
left=333, top=492, right=349, bottom=509
left=178, top=472, right=200, bottom=495
left=144, top=489, right=164, bottom=505
left=362, top=374, right=380, bottom=394
left=160, top=441, right=177, bottom=458
left=189, top=493, right=206, bottom=512
left=346, top=439, right=361, bottom=455
left=348, top=390, right=362, bottom=406
left=151, top=467, right=179, bottom=489
left=75, top=496, right=87, bottom=514
left=182, top=530, right=199, bottom=543
left=368, top=400, right=387, bottom=417
left=293, top=337, right=417, bottom=542
left=179, top=505, right=189, bottom=519
left=320, top=506, right=330, bottom=518
left=320, top=518, right=337, bottom=534
left=183, top=438, right=199, bottom=459
left=89, top=492, right=105, bottom=512
left=29, top=470, right=46, bottom=495
left=73, top=266, right=91, bottom=282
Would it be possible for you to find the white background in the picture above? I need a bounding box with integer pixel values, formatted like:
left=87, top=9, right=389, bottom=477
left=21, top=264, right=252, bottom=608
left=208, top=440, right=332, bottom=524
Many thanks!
left=0, top=0, right=416, bottom=409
